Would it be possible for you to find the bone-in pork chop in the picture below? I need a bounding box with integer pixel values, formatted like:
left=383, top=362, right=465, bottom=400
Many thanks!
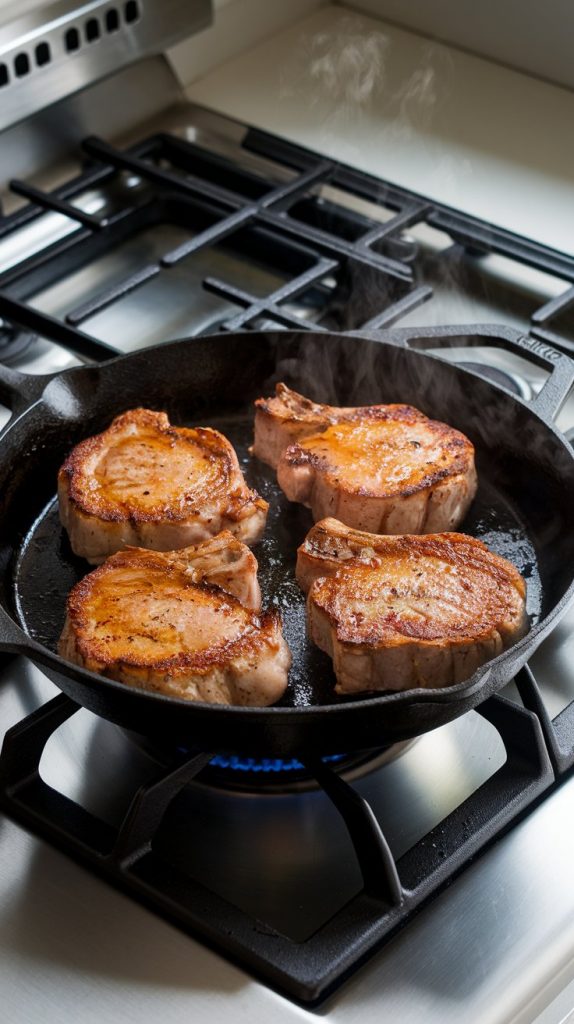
left=298, top=518, right=526, bottom=694
left=59, top=408, right=268, bottom=564
left=253, top=384, right=476, bottom=534
left=59, top=534, right=291, bottom=706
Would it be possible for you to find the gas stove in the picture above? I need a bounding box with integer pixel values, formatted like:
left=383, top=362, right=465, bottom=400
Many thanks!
left=2, top=3, right=574, bottom=1023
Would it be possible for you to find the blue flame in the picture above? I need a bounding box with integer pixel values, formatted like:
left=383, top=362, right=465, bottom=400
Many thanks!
left=207, top=753, right=346, bottom=773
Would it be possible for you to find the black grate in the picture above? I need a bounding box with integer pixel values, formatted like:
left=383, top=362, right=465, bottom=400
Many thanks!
left=0, top=690, right=554, bottom=1005
left=1, top=127, right=573, bottom=357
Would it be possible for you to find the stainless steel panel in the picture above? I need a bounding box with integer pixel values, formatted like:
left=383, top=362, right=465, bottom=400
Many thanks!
left=0, top=0, right=212, bottom=132
left=0, top=57, right=184, bottom=198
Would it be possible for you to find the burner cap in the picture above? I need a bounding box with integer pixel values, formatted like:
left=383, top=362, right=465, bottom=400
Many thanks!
left=456, top=360, right=532, bottom=400
left=0, top=318, right=37, bottom=365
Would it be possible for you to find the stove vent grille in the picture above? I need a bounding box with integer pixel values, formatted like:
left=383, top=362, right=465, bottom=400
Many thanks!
left=0, top=2, right=142, bottom=89
left=0, top=0, right=212, bottom=134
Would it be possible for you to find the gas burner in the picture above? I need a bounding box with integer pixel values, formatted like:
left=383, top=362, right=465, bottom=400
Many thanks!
left=455, top=360, right=532, bottom=400
left=0, top=318, right=36, bottom=365
left=125, top=732, right=415, bottom=792
left=196, top=742, right=417, bottom=792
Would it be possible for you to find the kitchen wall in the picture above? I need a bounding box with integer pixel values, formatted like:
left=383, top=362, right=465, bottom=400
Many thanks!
left=168, top=0, right=574, bottom=94
left=167, top=0, right=327, bottom=87
left=345, top=0, right=574, bottom=92
left=186, top=4, right=574, bottom=256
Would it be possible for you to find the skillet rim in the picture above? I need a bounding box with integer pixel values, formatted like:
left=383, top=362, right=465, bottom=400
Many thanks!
left=2, top=325, right=574, bottom=720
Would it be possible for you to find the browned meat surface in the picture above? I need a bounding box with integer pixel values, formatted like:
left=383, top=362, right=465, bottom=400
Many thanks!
left=253, top=384, right=476, bottom=534
left=59, top=536, right=291, bottom=706
left=252, top=383, right=348, bottom=469
left=299, top=518, right=527, bottom=694
left=59, top=408, right=268, bottom=564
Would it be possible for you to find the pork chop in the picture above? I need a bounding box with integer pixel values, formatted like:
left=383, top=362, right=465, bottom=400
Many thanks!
left=59, top=408, right=268, bottom=564
left=59, top=536, right=291, bottom=706
left=253, top=385, right=476, bottom=534
left=300, top=519, right=527, bottom=694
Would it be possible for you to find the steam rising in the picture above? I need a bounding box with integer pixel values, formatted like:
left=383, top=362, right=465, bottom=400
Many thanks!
left=269, top=332, right=406, bottom=408
left=391, top=43, right=452, bottom=138
left=277, top=15, right=491, bottom=391
left=306, top=22, right=389, bottom=110
left=279, top=15, right=467, bottom=341
left=280, top=16, right=389, bottom=134
left=400, top=65, right=437, bottom=110
left=281, top=18, right=451, bottom=137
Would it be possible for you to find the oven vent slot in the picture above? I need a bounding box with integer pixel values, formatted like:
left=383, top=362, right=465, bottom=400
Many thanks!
left=0, top=0, right=212, bottom=133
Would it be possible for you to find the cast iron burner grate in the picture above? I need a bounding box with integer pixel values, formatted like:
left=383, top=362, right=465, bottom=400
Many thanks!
left=0, top=318, right=36, bottom=364
left=0, top=678, right=558, bottom=1005
left=0, top=126, right=574, bottom=361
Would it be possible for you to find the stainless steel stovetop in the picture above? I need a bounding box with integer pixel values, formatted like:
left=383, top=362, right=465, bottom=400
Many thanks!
left=2, top=24, right=574, bottom=1023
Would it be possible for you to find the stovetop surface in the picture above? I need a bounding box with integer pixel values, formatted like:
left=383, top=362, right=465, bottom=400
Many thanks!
left=2, top=655, right=574, bottom=1024
left=1, top=89, right=574, bottom=1021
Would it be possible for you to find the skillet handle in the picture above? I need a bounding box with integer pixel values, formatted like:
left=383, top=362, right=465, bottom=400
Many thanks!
left=512, top=334, right=574, bottom=421
left=378, top=324, right=574, bottom=422
left=0, top=363, right=49, bottom=417
left=0, top=607, right=62, bottom=674
left=0, top=605, right=36, bottom=656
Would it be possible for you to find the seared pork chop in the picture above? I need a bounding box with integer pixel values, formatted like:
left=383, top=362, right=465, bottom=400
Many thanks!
left=253, top=384, right=476, bottom=534
left=299, top=519, right=526, bottom=694
left=59, top=408, right=268, bottom=564
left=59, top=536, right=291, bottom=706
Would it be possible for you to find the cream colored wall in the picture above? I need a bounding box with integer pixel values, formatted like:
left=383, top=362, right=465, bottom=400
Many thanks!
left=167, top=0, right=326, bottom=87
left=187, top=5, right=574, bottom=255
left=344, top=0, right=574, bottom=92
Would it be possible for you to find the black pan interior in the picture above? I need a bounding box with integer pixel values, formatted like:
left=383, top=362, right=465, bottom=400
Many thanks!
left=8, top=328, right=567, bottom=716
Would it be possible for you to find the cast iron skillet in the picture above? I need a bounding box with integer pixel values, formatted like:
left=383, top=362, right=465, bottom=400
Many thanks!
left=0, top=324, right=573, bottom=758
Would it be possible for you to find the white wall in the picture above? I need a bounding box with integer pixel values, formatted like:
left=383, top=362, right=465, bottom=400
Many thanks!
left=168, top=0, right=326, bottom=87
left=344, top=0, right=574, bottom=92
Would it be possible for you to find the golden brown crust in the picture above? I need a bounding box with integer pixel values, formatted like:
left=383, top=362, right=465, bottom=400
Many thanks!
left=59, top=408, right=263, bottom=523
left=297, top=518, right=525, bottom=594
left=281, top=412, right=474, bottom=500
left=58, top=408, right=268, bottom=563
left=310, top=543, right=525, bottom=646
left=253, top=385, right=477, bottom=534
left=59, top=543, right=291, bottom=706
left=252, top=382, right=430, bottom=470
left=63, top=552, right=266, bottom=671
left=302, top=519, right=527, bottom=693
